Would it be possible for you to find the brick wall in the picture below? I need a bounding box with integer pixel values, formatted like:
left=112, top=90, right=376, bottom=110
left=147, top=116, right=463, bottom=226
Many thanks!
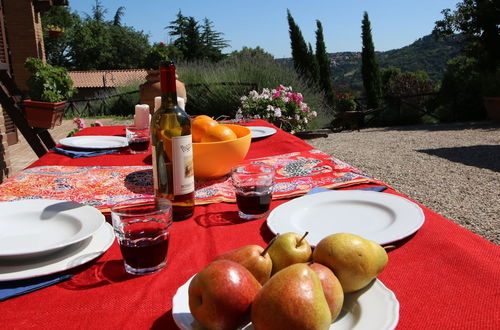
left=0, top=104, right=11, bottom=183
left=3, top=0, right=45, bottom=91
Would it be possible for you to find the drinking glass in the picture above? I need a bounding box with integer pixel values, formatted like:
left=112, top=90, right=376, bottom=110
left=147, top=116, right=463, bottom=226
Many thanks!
left=126, top=126, right=150, bottom=154
left=231, top=164, right=275, bottom=220
left=111, top=197, right=172, bottom=275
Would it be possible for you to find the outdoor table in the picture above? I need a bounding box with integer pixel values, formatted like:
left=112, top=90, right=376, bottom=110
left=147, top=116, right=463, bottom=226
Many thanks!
left=1, top=119, right=499, bottom=329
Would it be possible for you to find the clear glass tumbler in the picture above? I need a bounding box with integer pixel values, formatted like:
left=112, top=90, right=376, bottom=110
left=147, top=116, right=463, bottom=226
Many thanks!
left=126, top=126, right=150, bottom=154
left=111, top=197, right=172, bottom=275
left=231, top=164, right=275, bottom=220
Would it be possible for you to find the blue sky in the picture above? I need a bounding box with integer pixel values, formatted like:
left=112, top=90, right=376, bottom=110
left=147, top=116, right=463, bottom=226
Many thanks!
left=69, top=1, right=460, bottom=58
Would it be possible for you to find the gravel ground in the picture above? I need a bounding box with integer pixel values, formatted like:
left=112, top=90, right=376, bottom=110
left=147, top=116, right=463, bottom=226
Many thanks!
left=307, top=121, right=500, bottom=245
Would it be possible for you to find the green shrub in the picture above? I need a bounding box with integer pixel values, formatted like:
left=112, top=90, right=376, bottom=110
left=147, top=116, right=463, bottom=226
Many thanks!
left=177, top=55, right=332, bottom=129
left=436, top=56, right=486, bottom=122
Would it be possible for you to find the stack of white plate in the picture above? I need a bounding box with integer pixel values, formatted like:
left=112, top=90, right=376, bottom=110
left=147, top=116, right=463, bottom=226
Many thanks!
left=0, top=199, right=114, bottom=281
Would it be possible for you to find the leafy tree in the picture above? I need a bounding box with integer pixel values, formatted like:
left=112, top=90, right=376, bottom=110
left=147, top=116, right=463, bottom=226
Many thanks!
left=361, top=12, right=382, bottom=109
left=167, top=11, right=228, bottom=62
left=315, top=20, right=334, bottom=103
left=113, top=6, right=125, bottom=26
left=43, top=1, right=149, bottom=70
left=42, top=6, right=81, bottom=68
left=200, top=18, right=230, bottom=62
left=433, top=0, right=500, bottom=71
left=437, top=56, right=485, bottom=121
left=287, top=9, right=317, bottom=83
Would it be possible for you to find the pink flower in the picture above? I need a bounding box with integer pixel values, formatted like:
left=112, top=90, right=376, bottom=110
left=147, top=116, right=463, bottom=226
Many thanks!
left=73, top=118, right=86, bottom=130
left=273, top=91, right=280, bottom=99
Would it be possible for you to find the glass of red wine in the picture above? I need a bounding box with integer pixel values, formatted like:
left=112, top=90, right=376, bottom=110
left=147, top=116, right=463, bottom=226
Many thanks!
left=231, top=164, right=275, bottom=220
left=111, top=197, right=172, bottom=275
left=126, top=126, right=150, bottom=154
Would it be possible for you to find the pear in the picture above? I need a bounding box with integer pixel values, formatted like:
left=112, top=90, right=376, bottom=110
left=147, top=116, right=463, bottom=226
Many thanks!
left=309, top=262, right=344, bottom=322
left=251, top=263, right=331, bottom=330
left=312, top=233, right=388, bottom=292
left=267, top=232, right=312, bottom=274
left=214, top=244, right=273, bottom=285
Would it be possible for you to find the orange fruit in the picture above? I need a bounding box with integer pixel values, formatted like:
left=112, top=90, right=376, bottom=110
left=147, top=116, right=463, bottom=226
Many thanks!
left=201, top=124, right=237, bottom=142
left=192, top=115, right=212, bottom=123
left=192, top=118, right=218, bottom=142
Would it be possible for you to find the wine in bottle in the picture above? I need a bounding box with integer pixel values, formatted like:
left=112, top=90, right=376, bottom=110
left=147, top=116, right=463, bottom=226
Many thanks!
left=151, top=61, right=195, bottom=221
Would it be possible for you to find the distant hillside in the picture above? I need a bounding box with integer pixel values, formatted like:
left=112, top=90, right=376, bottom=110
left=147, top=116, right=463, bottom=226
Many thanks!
left=278, top=34, right=464, bottom=91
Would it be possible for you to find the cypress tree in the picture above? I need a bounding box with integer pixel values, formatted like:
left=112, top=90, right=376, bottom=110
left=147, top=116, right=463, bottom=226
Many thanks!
left=315, top=20, right=334, bottom=102
left=287, top=9, right=315, bottom=82
left=307, top=43, right=319, bottom=83
left=361, top=12, right=382, bottom=109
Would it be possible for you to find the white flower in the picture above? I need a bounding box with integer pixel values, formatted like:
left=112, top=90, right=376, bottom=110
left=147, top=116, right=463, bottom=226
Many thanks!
left=240, top=96, right=248, bottom=101
left=311, top=111, right=318, bottom=117
left=295, top=114, right=301, bottom=121
left=266, top=105, right=274, bottom=112
left=303, top=117, right=308, bottom=124
left=274, top=107, right=282, bottom=118
left=249, top=90, right=259, bottom=99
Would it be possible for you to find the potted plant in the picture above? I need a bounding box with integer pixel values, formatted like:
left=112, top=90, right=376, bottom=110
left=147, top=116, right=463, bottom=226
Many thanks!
left=23, top=57, right=76, bottom=128
left=47, top=24, right=64, bottom=37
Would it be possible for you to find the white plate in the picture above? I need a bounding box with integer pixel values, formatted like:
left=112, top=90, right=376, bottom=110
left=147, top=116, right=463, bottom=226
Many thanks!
left=172, top=276, right=399, bottom=330
left=0, top=200, right=105, bottom=258
left=248, top=126, right=277, bottom=139
left=0, top=222, right=114, bottom=281
left=267, top=191, right=424, bottom=246
left=59, top=136, right=128, bottom=149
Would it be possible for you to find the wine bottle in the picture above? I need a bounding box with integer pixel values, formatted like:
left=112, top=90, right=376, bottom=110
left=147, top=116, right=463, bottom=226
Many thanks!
left=151, top=61, right=195, bottom=221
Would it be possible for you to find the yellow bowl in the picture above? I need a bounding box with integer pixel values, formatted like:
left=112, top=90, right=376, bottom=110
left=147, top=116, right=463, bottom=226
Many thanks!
left=193, top=124, right=251, bottom=179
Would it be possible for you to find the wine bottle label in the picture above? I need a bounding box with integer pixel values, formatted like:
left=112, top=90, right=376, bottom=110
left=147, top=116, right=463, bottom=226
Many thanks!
left=172, top=135, right=194, bottom=195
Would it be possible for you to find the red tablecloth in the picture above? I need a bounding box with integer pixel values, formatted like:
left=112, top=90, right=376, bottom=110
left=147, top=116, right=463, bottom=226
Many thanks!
left=2, top=120, right=499, bottom=329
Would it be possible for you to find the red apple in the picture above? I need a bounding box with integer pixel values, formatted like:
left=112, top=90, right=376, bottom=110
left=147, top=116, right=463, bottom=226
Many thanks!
left=188, top=260, right=262, bottom=330
left=309, top=262, right=344, bottom=322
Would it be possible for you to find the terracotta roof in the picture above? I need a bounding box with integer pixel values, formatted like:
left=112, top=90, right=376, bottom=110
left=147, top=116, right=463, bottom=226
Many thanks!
left=68, top=69, right=148, bottom=88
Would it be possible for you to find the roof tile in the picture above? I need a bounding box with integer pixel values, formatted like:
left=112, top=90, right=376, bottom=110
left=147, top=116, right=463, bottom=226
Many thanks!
left=68, top=69, right=148, bottom=88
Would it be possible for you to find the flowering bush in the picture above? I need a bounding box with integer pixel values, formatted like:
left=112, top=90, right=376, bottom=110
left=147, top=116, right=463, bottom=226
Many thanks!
left=334, top=93, right=357, bottom=112
left=67, top=118, right=103, bottom=137
left=236, top=85, right=317, bottom=133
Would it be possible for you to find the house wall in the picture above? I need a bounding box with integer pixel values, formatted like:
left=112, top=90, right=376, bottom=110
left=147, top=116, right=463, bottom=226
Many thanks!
left=0, top=104, right=11, bottom=183
left=3, top=0, right=45, bottom=91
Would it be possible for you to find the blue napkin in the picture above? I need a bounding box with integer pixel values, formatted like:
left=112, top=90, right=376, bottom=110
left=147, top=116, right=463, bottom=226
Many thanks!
left=307, top=186, right=387, bottom=195
left=53, top=147, right=121, bottom=158
left=0, top=274, right=72, bottom=301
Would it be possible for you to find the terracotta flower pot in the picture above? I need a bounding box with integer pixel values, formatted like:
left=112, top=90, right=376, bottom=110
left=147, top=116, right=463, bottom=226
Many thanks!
left=483, top=97, right=500, bottom=122
left=48, top=29, right=63, bottom=37
left=23, top=99, right=67, bottom=129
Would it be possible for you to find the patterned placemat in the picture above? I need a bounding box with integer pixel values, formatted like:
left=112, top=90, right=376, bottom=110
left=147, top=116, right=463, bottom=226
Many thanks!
left=0, top=149, right=385, bottom=209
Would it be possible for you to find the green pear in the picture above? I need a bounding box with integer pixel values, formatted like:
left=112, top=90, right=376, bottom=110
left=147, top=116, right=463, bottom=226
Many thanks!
left=267, top=232, right=312, bottom=274
left=251, top=263, right=331, bottom=330
left=214, top=244, right=273, bottom=285
left=313, top=233, right=388, bottom=293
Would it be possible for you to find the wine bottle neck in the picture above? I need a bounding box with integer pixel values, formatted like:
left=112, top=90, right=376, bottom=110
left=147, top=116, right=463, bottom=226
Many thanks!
left=159, top=63, right=178, bottom=109
left=160, top=64, right=177, bottom=93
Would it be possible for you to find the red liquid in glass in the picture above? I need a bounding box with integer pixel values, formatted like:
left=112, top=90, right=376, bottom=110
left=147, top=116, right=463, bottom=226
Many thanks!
left=119, top=229, right=169, bottom=269
left=129, top=137, right=150, bottom=152
left=236, top=185, right=272, bottom=215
